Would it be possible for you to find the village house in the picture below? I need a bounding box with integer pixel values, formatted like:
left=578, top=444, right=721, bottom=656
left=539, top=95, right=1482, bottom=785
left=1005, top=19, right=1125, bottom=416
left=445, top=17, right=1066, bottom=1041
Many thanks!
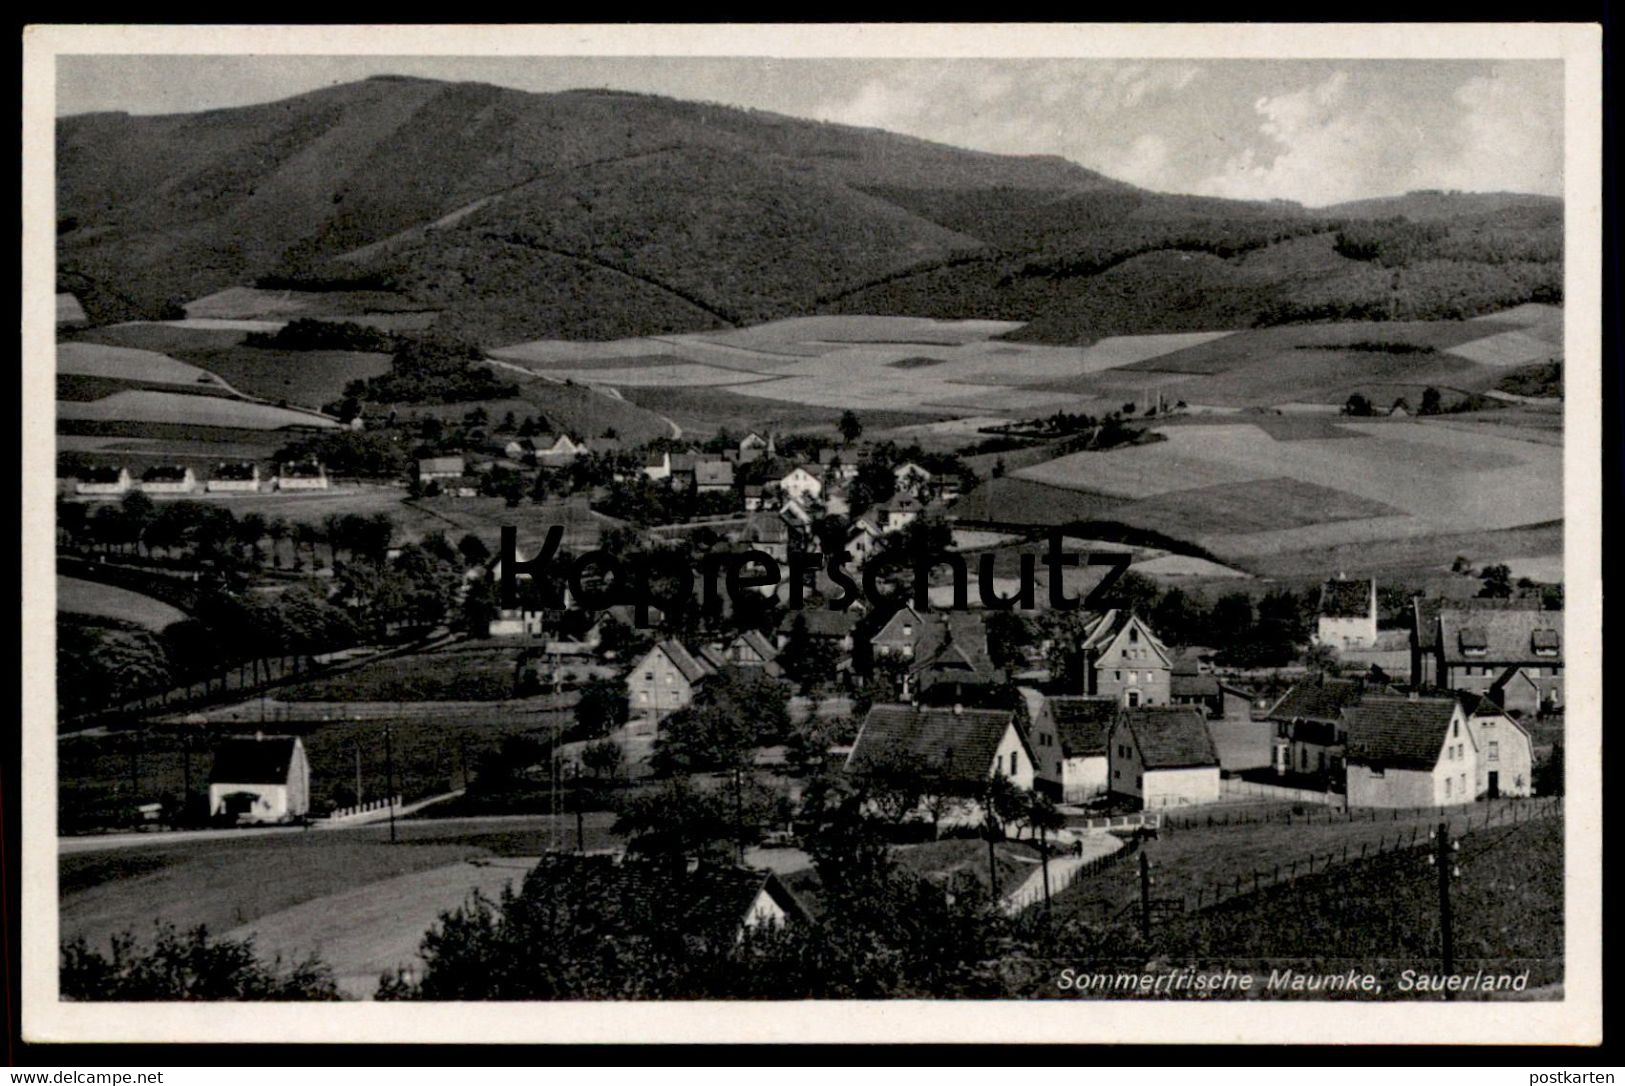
left=1068, top=610, right=1173, bottom=708
left=742, top=484, right=766, bottom=511
left=739, top=511, right=790, bottom=563
left=1343, top=695, right=1480, bottom=809
left=846, top=703, right=1038, bottom=820
left=668, top=453, right=703, bottom=490
left=1460, top=693, right=1536, bottom=799
left=643, top=450, right=673, bottom=482
left=75, top=465, right=132, bottom=496
left=777, top=465, right=825, bottom=505
left=276, top=460, right=329, bottom=491
left=626, top=638, right=715, bottom=724
left=138, top=465, right=197, bottom=495
left=822, top=483, right=851, bottom=518
left=739, top=431, right=771, bottom=456
left=720, top=629, right=782, bottom=673
left=817, top=447, right=858, bottom=481
left=775, top=607, right=859, bottom=658
left=893, top=461, right=933, bottom=496
left=1263, top=675, right=1375, bottom=782
left=1170, top=667, right=1264, bottom=771
left=205, top=461, right=260, bottom=493
left=779, top=498, right=814, bottom=529
left=431, top=476, right=481, bottom=498
left=532, top=433, right=585, bottom=463
left=873, top=495, right=922, bottom=534
left=1414, top=600, right=1562, bottom=717
left=208, top=734, right=311, bottom=824
left=869, top=605, right=999, bottom=701
left=694, top=460, right=736, bottom=494
left=1044, top=696, right=1120, bottom=803
left=1315, top=575, right=1379, bottom=650
left=416, top=456, right=466, bottom=483
left=1106, top=706, right=1222, bottom=810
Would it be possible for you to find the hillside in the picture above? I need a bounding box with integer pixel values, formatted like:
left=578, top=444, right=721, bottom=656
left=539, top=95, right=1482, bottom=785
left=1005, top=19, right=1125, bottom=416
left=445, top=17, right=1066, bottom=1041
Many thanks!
left=59, top=76, right=1563, bottom=347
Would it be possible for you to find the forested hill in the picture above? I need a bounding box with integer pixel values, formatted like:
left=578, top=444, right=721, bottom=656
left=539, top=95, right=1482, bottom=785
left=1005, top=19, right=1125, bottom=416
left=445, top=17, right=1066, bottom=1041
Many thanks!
left=59, top=76, right=1562, bottom=346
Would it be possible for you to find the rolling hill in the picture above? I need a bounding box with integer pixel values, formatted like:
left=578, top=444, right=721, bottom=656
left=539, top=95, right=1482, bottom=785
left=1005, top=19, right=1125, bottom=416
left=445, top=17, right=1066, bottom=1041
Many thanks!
left=59, top=76, right=1563, bottom=347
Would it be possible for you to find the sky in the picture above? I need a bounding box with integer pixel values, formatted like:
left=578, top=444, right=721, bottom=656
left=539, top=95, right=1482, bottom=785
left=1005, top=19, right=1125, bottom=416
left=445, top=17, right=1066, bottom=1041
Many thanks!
left=56, top=56, right=1564, bottom=207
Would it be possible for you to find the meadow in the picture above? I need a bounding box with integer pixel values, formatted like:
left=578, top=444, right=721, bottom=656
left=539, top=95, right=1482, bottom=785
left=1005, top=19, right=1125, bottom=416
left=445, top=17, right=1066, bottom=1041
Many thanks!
left=57, top=575, right=188, bottom=631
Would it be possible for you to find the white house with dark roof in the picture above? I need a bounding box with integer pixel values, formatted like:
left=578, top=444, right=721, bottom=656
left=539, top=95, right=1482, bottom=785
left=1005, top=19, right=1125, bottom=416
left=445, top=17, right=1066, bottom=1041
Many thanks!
left=276, top=460, right=329, bottom=490
left=208, top=734, right=311, bottom=823
left=1315, top=576, right=1378, bottom=649
left=1344, top=695, right=1477, bottom=808
left=695, top=459, right=736, bottom=494
left=206, top=461, right=261, bottom=493
left=1027, top=692, right=1118, bottom=803
left=1106, top=706, right=1221, bottom=809
left=1072, top=610, right=1173, bottom=708
left=777, top=465, right=824, bottom=504
left=847, top=703, right=1037, bottom=800
left=626, top=639, right=715, bottom=724
left=138, top=465, right=197, bottom=495
left=75, top=465, right=132, bottom=496
left=893, top=461, right=933, bottom=495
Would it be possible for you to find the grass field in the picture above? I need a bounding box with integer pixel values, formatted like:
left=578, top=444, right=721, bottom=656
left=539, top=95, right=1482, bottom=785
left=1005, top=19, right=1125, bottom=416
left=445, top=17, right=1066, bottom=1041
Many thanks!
left=58, top=389, right=340, bottom=430
left=58, top=341, right=218, bottom=385
left=57, top=575, right=188, bottom=630
left=163, top=344, right=392, bottom=411
left=277, top=644, right=536, bottom=702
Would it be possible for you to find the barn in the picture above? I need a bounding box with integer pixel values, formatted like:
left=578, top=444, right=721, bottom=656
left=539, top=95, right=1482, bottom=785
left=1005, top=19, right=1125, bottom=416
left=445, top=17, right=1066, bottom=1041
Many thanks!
left=1107, top=706, right=1221, bottom=810
left=207, top=734, right=311, bottom=823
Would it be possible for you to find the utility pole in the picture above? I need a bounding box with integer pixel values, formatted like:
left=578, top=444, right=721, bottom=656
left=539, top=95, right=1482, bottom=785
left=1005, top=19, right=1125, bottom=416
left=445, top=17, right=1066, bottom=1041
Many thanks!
left=987, top=831, right=1000, bottom=900
left=1433, top=820, right=1457, bottom=994
left=180, top=731, right=192, bottom=825
left=1039, top=822, right=1052, bottom=916
left=353, top=740, right=364, bottom=806
left=1138, top=851, right=1152, bottom=941
left=458, top=736, right=470, bottom=790
left=384, top=721, right=398, bottom=844
left=732, top=765, right=744, bottom=865
left=574, top=761, right=585, bottom=853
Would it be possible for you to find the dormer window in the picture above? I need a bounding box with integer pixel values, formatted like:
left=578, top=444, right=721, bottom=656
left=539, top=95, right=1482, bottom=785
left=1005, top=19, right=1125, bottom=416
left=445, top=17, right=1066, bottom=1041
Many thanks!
left=1532, top=629, right=1559, bottom=657
left=1459, top=627, right=1489, bottom=657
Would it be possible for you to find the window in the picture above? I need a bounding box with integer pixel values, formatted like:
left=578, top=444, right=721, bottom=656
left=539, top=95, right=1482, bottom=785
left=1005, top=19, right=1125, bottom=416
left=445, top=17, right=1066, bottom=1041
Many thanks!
left=1129, top=672, right=1139, bottom=684
left=1136, top=775, right=1143, bottom=790
left=1129, top=628, right=1139, bottom=644
left=1445, top=778, right=1452, bottom=797
left=1114, top=769, right=1120, bottom=780
left=1453, top=720, right=1460, bottom=738
left=1115, top=670, right=1122, bottom=681
left=643, top=672, right=654, bottom=681
left=1011, top=751, right=1019, bottom=775
left=1488, top=741, right=1499, bottom=762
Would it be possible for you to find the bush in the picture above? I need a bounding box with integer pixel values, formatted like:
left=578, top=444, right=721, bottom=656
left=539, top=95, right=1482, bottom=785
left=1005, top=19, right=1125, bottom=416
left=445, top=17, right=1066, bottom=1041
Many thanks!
left=61, top=924, right=340, bottom=1001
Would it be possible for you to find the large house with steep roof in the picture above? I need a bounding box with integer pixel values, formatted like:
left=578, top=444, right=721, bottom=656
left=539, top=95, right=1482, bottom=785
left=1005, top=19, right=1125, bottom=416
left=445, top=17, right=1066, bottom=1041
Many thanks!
left=1106, top=706, right=1221, bottom=809
left=626, top=639, right=715, bottom=724
left=1069, top=610, right=1173, bottom=708
left=1414, top=600, right=1563, bottom=717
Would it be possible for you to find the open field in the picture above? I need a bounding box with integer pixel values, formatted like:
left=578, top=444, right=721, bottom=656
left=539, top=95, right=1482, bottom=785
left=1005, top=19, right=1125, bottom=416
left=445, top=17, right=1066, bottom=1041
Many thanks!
left=183, top=286, right=432, bottom=323
left=58, top=389, right=340, bottom=430
left=490, top=318, right=1234, bottom=419
left=618, top=383, right=950, bottom=437
left=162, top=344, right=392, bottom=411
left=224, top=859, right=539, bottom=997
left=278, top=643, right=548, bottom=702
left=58, top=342, right=218, bottom=386
left=1010, top=420, right=1560, bottom=561
left=57, top=575, right=188, bottom=630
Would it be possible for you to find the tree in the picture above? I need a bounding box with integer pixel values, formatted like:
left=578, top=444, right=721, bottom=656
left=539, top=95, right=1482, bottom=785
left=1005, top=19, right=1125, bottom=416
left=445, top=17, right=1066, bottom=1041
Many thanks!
left=1420, top=387, right=1443, bottom=416
left=457, top=532, right=491, bottom=569
left=1478, top=563, right=1514, bottom=599
left=61, top=924, right=338, bottom=1001
left=576, top=677, right=630, bottom=739
left=1300, top=641, right=1340, bottom=675
left=780, top=614, right=838, bottom=692
left=581, top=739, right=624, bottom=780
left=984, top=611, right=1033, bottom=671
left=838, top=410, right=863, bottom=446
left=1342, top=393, right=1374, bottom=417
left=119, top=490, right=156, bottom=555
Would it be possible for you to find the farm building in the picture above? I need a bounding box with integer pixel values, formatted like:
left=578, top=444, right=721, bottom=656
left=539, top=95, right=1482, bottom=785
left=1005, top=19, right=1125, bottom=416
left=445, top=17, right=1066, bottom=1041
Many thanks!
left=739, top=431, right=771, bottom=455
left=416, top=456, right=466, bottom=482
left=739, top=512, right=790, bottom=563
left=207, top=734, right=311, bottom=824
left=1415, top=601, right=1563, bottom=717
left=742, top=484, right=766, bottom=511
left=1460, top=694, right=1535, bottom=799
left=668, top=453, right=704, bottom=490
left=846, top=518, right=884, bottom=567
left=276, top=460, right=329, bottom=490
left=138, top=465, right=196, bottom=495
left=818, top=447, right=858, bottom=481
left=1041, top=694, right=1119, bottom=803
left=780, top=498, right=814, bottom=529
left=1171, top=669, right=1265, bottom=771
left=847, top=703, right=1037, bottom=804
left=643, top=451, right=673, bottom=481
left=1106, top=706, right=1221, bottom=810
left=1315, top=576, right=1378, bottom=650
left=74, top=465, right=131, bottom=496
left=429, top=476, right=481, bottom=498
left=1344, top=695, right=1478, bottom=809
left=206, top=462, right=260, bottom=493
left=532, top=433, right=585, bottom=463
left=626, top=639, right=715, bottom=724
left=822, top=484, right=851, bottom=517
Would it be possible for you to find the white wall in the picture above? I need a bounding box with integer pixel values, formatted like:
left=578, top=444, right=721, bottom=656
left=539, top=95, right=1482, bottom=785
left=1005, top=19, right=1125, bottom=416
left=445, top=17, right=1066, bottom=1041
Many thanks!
left=1061, top=756, right=1108, bottom=803
left=1143, top=766, right=1221, bottom=809
left=1468, top=714, right=1534, bottom=798
left=209, top=782, right=290, bottom=822
left=991, top=724, right=1035, bottom=791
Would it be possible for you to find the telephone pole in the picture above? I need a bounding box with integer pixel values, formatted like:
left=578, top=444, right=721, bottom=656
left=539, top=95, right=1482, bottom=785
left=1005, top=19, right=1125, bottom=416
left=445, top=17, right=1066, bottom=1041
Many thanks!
left=384, top=721, right=398, bottom=845
left=1139, top=851, right=1152, bottom=941
left=1434, top=820, right=1456, bottom=992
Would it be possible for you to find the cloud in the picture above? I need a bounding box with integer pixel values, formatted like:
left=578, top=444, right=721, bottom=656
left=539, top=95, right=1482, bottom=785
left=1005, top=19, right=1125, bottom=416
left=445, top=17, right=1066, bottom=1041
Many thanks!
left=1098, top=133, right=1172, bottom=189
left=1194, top=65, right=1562, bottom=206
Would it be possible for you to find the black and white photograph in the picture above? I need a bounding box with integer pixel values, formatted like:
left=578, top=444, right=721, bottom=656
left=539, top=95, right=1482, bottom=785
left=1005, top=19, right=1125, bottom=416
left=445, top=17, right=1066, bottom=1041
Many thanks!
left=19, top=23, right=1603, bottom=1046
